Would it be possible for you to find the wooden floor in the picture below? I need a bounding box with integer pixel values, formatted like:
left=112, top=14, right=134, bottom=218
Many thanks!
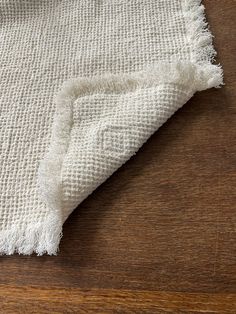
left=1, top=1, right=236, bottom=313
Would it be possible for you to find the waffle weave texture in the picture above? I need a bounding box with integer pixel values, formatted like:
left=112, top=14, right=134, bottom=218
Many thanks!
left=0, top=0, right=223, bottom=255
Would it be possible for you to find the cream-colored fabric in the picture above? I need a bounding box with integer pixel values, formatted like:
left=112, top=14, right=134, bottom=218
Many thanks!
left=0, top=0, right=222, bottom=255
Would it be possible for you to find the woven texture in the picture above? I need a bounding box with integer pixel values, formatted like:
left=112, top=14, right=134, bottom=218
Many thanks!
left=0, top=0, right=222, bottom=255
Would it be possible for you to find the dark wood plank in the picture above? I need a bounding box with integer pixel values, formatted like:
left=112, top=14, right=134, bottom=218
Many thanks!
left=1, top=286, right=236, bottom=314
left=0, top=0, right=235, bottom=312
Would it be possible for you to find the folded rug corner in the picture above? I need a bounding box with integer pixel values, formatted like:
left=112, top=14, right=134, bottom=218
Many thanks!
left=0, top=0, right=223, bottom=255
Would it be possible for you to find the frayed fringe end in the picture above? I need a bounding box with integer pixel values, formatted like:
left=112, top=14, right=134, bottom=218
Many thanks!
left=54, top=62, right=223, bottom=102
left=183, top=0, right=220, bottom=65
left=0, top=213, right=62, bottom=255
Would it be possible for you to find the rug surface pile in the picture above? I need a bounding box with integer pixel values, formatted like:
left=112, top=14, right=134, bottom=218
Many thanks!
left=0, top=0, right=223, bottom=255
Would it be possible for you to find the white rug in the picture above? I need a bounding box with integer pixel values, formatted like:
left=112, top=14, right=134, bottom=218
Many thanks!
left=0, top=0, right=223, bottom=255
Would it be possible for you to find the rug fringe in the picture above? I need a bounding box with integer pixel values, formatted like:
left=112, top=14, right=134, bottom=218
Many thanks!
left=183, top=0, right=222, bottom=67
left=0, top=212, right=62, bottom=255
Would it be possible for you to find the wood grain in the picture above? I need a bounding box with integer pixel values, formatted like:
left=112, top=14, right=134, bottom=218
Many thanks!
left=0, top=1, right=235, bottom=313
left=1, top=286, right=236, bottom=314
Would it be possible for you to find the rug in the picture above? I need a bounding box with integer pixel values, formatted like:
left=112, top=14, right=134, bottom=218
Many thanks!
left=0, top=0, right=223, bottom=255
